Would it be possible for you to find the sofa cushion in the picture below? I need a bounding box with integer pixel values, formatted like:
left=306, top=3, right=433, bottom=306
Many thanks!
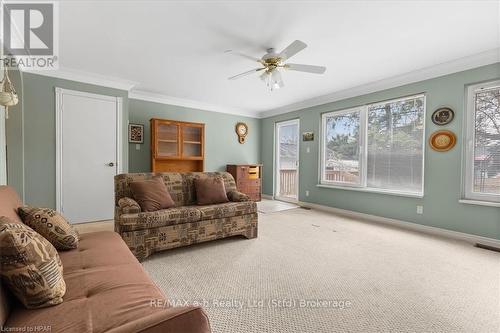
left=117, top=197, right=141, bottom=214
left=130, top=177, right=175, bottom=212
left=0, top=186, right=23, bottom=224
left=0, top=186, right=23, bottom=328
left=119, top=206, right=202, bottom=231
left=4, top=231, right=210, bottom=333
left=17, top=206, right=79, bottom=250
left=227, top=190, right=250, bottom=202
left=194, top=177, right=229, bottom=205
left=0, top=217, right=66, bottom=309
left=197, top=201, right=257, bottom=220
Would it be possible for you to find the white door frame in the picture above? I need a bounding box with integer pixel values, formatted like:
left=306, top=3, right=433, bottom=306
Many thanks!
left=0, top=105, right=6, bottom=186
left=274, top=118, right=300, bottom=203
left=0, top=67, right=6, bottom=185
left=55, top=87, right=123, bottom=213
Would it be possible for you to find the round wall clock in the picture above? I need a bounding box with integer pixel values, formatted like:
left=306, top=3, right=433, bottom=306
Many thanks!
left=235, top=122, right=248, bottom=144
left=431, top=107, right=454, bottom=126
left=429, top=130, right=456, bottom=152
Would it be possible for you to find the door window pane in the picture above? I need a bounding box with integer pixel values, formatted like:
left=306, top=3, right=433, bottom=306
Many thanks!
left=323, top=110, right=361, bottom=184
left=182, top=126, right=202, bottom=157
left=157, top=124, right=178, bottom=157
left=278, top=122, right=298, bottom=198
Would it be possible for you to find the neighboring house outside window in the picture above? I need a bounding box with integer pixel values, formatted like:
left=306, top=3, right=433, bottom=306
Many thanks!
left=320, top=94, right=426, bottom=197
left=463, top=81, right=500, bottom=203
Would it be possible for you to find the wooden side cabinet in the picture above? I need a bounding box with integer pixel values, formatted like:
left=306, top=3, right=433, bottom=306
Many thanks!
left=151, top=118, right=205, bottom=172
left=226, top=164, right=262, bottom=201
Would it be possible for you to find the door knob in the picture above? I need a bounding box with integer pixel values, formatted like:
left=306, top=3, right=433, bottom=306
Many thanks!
left=107, top=162, right=115, bottom=167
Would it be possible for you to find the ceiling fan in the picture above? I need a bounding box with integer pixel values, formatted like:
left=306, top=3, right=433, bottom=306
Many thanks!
left=226, top=40, right=326, bottom=91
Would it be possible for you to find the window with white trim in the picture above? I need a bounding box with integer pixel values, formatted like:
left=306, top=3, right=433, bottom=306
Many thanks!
left=464, top=81, right=500, bottom=203
left=321, top=94, right=425, bottom=196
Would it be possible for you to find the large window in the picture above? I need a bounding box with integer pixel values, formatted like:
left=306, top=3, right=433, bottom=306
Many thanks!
left=321, top=94, right=425, bottom=196
left=464, top=81, right=500, bottom=203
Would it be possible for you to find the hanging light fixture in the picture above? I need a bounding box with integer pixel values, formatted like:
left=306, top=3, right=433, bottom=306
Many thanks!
left=0, top=67, right=19, bottom=119
left=260, top=68, right=284, bottom=91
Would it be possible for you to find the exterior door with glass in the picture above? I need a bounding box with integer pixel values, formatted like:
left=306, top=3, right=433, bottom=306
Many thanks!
left=275, top=119, right=300, bottom=202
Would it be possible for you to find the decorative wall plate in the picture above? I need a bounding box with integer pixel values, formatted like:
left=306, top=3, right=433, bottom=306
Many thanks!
left=431, top=107, right=454, bottom=125
left=429, top=130, right=456, bottom=152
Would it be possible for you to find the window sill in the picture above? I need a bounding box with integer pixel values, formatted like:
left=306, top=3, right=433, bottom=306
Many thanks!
left=459, top=199, right=500, bottom=208
left=316, top=184, right=423, bottom=198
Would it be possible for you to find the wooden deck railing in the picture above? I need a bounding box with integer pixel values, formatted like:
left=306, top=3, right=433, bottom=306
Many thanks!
left=279, top=169, right=297, bottom=197
left=278, top=169, right=359, bottom=197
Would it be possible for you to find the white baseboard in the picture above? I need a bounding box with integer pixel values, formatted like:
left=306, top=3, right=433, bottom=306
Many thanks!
left=262, top=194, right=274, bottom=200
left=296, top=200, right=500, bottom=249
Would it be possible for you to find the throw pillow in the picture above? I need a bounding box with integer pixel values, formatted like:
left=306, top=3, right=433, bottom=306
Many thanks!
left=195, top=177, right=229, bottom=205
left=18, top=207, right=79, bottom=250
left=118, top=197, right=141, bottom=214
left=130, top=176, right=175, bottom=212
left=0, top=216, right=66, bottom=309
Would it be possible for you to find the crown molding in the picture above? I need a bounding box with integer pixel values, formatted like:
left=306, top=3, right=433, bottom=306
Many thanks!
left=19, top=48, right=499, bottom=119
left=21, top=67, right=138, bottom=92
left=128, top=90, right=259, bottom=118
left=258, top=48, right=500, bottom=118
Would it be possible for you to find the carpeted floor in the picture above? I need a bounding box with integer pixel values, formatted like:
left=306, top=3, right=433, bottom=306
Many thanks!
left=142, top=207, right=500, bottom=333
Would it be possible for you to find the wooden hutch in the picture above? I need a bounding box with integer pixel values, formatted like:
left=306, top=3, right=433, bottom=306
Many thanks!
left=226, top=164, right=262, bottom=201
left=151, top=118, right=205, bottom=172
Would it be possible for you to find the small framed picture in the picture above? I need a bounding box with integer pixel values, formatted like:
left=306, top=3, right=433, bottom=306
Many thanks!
left=302, top=131, right=314, bottom=141
left=129, top=123, right=144, bottom=143
left=431, top=107, right=454, bottom=126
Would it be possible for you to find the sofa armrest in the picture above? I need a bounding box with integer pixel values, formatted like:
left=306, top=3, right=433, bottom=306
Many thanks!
left=108, top=306, right=211, bottom=333
left=118, top=197, right=141, bottom=214
left=227, top=190, right=250, bottom=202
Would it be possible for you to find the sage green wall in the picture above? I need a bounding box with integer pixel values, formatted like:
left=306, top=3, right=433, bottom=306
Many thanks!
left=261, top=63, right=500, bottom=240
left=5, top=69, right=24, bottom=200
left=128, top=99, right=261, bottom=172
left=6, top=72, right=129, bottom=208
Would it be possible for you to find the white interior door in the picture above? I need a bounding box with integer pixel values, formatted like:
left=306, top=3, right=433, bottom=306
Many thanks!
left=56, top=88, right=122, bottom=224
left=275, top=119, right=300, bottom=202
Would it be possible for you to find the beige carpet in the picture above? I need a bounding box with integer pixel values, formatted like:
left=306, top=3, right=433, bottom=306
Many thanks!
left=142, top=208, right=500, bottom=333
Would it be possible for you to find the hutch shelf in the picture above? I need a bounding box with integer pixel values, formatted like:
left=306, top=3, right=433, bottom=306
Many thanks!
left=151, top=118, right=205, bottom=172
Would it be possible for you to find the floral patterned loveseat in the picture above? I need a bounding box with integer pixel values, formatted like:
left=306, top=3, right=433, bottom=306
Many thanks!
left=114, top=172, right=258, bottom=261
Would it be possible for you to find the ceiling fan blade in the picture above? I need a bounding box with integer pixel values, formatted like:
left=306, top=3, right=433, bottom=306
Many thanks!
left=225, top=50, right=262, bottom=63
left=228, top=68, right=265, bottom=80
left=285, top=63, right=326, bottom=74
left=278, top=40, right=307, bottom=60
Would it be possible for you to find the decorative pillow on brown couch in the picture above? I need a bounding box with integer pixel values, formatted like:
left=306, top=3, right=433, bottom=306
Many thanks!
left=195, top=177, right=229, bottom=205
left=118, top=197, right=142, bottom=214
left=18, top=206, right=79, bottom=250
left=0, top=216, right=66, bottom=309
left=130, top=176, right=175, bottom=212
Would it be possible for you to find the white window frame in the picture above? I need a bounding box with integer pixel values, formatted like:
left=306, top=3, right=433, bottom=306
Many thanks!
left=462, top=80, right=500, bottom=204
left=319, top=94, right=426, bottom=198
left=321, top=106, right=366, bottom=188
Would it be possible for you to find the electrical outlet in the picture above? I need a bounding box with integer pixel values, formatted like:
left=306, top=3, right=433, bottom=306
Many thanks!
left=135, top=144, right=141, bottom=150
left=305, top=190, right=310, bottom=197
left=306, top=147, right=310, bottom=153
left=416, top=205, right=424, bottom=214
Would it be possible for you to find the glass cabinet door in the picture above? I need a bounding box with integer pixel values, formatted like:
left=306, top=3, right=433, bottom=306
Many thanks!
left=182, top=125, right=203, bottom=158
left=157, top=123, right=179, bottom=157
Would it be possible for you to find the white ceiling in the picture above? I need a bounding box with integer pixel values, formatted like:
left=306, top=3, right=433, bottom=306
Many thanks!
left=46, top=1, right=500, bottom=116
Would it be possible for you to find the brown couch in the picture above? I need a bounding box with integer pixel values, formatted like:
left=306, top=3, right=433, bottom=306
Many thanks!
left=0, top=186, right=211, bottom=333
left=114, top=172, right=258, bottom=261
